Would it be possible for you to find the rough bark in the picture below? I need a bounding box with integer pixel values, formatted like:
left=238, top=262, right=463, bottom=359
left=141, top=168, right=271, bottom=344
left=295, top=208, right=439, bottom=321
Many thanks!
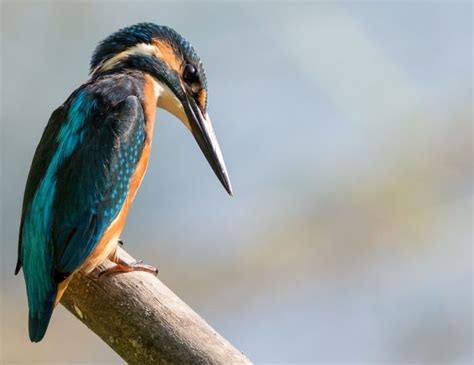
left=61, top=248, right=251, bottom=365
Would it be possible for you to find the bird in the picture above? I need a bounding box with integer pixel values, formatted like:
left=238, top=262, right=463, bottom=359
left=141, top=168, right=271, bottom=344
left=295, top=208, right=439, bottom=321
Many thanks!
left=15, top=22, right=232, bottom=343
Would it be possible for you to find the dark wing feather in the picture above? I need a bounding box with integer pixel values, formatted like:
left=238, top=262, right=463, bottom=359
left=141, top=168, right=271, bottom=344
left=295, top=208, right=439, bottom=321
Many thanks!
left=19, top=87, right=145, bottom=342
left=52, top=95, right=145, bottom=273
left=16, top=104, right=69, bottom=274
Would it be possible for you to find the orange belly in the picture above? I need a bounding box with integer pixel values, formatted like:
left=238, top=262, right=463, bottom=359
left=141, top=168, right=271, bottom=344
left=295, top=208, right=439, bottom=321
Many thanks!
left=55, top=75, right=157, bottom=305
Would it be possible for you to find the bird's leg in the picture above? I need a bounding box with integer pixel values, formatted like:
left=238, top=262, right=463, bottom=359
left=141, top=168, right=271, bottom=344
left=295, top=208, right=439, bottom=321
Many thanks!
left=98, top=254, right=158, bottom=278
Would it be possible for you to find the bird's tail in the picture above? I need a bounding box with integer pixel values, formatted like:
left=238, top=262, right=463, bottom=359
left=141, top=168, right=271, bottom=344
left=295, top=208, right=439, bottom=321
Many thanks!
left=28, top=287, right=57, bottom=342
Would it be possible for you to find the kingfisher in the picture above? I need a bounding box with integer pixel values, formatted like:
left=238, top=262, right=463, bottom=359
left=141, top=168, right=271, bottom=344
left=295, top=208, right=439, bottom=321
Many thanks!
left=15, top=23, right=232, bottom=342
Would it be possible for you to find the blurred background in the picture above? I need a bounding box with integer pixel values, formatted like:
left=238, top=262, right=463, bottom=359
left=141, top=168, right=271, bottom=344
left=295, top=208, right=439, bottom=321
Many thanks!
left=1, top=1, right=472, bottom=364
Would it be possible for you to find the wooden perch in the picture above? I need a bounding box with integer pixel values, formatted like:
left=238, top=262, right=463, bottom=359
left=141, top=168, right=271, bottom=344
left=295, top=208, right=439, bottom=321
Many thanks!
left=61, top=247, right=252, bottom=365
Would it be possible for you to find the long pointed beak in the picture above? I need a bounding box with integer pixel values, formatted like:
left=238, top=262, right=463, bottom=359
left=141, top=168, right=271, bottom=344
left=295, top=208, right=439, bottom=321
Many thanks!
left=184, top=98, right=233, bottom=196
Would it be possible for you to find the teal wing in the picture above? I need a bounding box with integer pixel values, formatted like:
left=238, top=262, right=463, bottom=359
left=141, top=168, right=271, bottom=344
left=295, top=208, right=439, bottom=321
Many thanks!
left=18, top=88, right=145, bottom=342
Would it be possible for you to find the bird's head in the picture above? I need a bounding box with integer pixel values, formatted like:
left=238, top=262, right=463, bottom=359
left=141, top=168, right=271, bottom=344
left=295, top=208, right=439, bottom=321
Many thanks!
left=90, top=23, right=232, bottom=195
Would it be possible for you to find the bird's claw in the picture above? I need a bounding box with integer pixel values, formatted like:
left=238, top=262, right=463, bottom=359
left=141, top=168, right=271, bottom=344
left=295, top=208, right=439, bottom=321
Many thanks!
left=98, top=259, right=158, bottom=278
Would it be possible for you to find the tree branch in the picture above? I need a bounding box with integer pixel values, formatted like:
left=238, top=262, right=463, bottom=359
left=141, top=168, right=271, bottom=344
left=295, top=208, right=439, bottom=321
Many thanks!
left=61, top=247, right=252, bottom=364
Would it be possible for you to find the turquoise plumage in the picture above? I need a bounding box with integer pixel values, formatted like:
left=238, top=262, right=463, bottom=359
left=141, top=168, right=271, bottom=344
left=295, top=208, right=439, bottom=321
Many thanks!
left=17, top=74, right=146, bottom=341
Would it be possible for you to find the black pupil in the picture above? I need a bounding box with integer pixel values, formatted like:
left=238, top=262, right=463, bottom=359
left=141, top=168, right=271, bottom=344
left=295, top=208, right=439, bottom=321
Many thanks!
left=183, top=64, right=198, bottom=84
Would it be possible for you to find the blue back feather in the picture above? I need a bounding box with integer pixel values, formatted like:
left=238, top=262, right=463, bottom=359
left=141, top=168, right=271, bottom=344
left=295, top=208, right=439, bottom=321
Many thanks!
left=19, top=74, right=146, bottom=341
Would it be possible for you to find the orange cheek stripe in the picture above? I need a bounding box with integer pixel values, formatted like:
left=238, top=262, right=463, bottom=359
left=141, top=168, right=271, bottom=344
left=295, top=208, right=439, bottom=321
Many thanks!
left=198, top=89, right=207, bottom=111
left=153, top=39, right=181, bottom=74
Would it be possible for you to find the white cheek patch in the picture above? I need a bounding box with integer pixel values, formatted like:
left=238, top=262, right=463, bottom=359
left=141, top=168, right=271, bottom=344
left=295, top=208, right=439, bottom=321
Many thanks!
left=153, top=80, right=191, bottom=130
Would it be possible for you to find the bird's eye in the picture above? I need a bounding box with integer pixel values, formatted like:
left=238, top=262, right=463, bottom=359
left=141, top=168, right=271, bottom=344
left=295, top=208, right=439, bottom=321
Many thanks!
left=183, top=64, right=199, bottom=86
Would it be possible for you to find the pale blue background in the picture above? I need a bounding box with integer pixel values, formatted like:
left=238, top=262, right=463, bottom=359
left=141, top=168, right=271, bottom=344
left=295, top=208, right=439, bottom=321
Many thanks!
left=1, top=1, right=472, bottom=363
